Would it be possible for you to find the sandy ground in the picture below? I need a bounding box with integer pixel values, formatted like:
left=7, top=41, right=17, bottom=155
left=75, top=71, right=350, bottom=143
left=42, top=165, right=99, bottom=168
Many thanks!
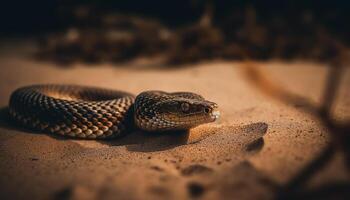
left=0, top=40, right=349, bottom=200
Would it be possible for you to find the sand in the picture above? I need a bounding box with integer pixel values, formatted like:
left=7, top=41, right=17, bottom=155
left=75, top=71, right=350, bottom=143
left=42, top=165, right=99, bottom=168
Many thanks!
left=0, top=40, right=349, bottom=200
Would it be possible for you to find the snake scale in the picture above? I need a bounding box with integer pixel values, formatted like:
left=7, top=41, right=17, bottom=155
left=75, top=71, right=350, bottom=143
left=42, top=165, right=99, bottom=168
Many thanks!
left=9, top=85, right=219, bottom=139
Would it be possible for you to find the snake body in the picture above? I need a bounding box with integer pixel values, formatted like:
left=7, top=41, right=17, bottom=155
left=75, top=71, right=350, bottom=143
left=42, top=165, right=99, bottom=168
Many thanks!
left=9, top=85, right=219, bottom=139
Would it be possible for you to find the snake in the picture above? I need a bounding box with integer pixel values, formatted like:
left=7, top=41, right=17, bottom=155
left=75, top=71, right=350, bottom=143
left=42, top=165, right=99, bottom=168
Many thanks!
left=8, top=84, right=220, bottom=139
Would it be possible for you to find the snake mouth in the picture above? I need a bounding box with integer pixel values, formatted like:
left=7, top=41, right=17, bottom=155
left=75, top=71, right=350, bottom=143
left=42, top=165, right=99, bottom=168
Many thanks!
left=210, top=108, right=220, bottom=121
left=207, top=102, right=219, bottom=122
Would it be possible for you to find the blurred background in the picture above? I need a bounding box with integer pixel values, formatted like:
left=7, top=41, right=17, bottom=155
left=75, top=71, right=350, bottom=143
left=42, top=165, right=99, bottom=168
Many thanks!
left=1, top=0, right=349, bottom=65
left=0, top=1, right=350, bottom=200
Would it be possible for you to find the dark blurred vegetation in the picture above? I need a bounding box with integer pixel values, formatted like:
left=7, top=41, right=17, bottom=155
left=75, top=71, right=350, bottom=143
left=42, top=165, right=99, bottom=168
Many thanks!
left=1, top=0, right=349, bottom=64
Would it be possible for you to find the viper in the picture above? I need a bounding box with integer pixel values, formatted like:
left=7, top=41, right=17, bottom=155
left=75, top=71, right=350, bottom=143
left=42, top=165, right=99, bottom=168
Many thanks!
left=9, top=85, right=220, bottom=139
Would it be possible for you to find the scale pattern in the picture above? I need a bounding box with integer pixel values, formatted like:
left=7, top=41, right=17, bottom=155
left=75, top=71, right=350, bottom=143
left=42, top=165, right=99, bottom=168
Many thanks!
left=9, top=85, right=135, bottom=139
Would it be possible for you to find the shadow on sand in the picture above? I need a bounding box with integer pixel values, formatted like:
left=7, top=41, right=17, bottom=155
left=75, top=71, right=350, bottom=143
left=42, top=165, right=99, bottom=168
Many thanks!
left=0, top=106, right=267, bottom=152
left=0, top=106, right=190, bottom=152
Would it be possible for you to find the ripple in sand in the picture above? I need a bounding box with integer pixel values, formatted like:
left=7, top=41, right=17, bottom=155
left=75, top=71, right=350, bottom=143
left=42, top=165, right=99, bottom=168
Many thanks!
left=181, top=164, right=214, bottom=176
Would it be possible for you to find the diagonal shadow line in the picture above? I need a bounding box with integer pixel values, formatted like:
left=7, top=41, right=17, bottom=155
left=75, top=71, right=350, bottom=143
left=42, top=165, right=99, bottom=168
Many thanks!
left=118, top=122, right=268, bottom=153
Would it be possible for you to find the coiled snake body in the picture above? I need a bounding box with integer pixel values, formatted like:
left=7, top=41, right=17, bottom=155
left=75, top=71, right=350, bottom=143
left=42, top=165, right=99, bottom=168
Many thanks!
left=9, top=85, right=219, bottom=139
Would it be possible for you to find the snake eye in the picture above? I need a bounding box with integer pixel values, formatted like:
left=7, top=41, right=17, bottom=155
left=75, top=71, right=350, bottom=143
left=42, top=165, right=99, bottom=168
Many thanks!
left=181, top=103, right=190, bottom=112
left=204, top=107, right=210, bottom=113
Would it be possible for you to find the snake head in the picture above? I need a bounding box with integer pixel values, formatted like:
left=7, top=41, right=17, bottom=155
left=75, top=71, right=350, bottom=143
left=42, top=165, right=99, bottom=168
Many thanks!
left=153, top=97, right=219, bottom=130
left=134, top=91, right=219, bottom=131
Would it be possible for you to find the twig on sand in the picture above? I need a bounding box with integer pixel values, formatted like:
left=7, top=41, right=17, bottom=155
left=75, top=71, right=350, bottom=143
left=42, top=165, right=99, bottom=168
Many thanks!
left=241, top=46, right=350, bottom=199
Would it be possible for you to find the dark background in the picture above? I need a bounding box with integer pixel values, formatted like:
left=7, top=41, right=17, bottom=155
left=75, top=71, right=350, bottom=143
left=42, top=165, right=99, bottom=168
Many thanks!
left=1, top=0, right=349, bottom=36
left=1, top=0, right=349, bottom=64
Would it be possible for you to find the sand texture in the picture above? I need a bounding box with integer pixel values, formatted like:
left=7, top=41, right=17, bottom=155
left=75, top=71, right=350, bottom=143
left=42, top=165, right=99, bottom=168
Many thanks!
left=0, top=40, right=349, bottom=200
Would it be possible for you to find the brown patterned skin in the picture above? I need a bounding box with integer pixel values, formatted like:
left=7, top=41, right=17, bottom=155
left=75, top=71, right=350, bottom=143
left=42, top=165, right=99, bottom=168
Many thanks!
left=9, top=85, right=219, bottom=139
